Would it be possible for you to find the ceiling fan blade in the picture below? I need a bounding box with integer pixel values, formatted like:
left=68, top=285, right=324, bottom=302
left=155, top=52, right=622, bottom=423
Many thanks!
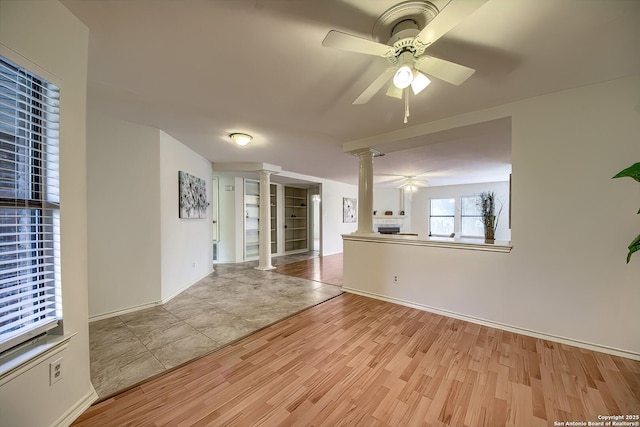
left=414, top=56, right=475, bottom=85
left=385, top=83, right=403, bottom=99
left=400, top=179, right=429, bottom=190
left=353, top=67, right=396, bottom=105
left=414, top=0, right=488, bottom=49
left=379, top=177, right=406, bottom=185
left=322, top=30, right=393, bottom=57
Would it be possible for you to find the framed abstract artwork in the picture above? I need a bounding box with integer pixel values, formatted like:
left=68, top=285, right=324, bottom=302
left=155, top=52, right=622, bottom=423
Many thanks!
left=179, top=171, right=208, bottom=219
left=343, top=197, right=357, bottom=223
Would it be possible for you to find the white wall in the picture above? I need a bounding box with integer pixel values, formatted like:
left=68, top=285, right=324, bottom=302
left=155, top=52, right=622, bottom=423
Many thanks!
left=344, top=75, right=640, bottom=358
left=410, top=181, right=511, bottom=240
left=374, top=188, right=403, bottom=215
left=87, top=111, right=161, bottom=317
left=86, top=117, right=213, bottom=315
left=319, top=179, right=358, bottom=255
left=0, top=0, right=94, bottom=425
left=159, top=132, right=213, bottom=300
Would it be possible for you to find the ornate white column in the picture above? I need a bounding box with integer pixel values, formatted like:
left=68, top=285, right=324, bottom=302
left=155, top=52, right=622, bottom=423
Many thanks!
left=256, top=170, right=275, bottom=270
left=354, top=149, right=375, bottom=235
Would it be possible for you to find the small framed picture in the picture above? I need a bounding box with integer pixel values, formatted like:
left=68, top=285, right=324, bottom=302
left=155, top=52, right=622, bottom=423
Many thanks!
left=343, top=197, right=357, bottom=223
left=179, top=171, right=208, bottom=219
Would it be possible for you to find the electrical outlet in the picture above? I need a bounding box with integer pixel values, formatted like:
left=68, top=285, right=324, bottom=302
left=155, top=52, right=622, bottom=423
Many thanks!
left=49, top=357, right=63, bottom=385
left=393, top=275, right=399, bottom=284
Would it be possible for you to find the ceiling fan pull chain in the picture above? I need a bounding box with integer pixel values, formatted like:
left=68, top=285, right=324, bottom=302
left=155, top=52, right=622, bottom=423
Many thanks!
left=404, top=89, right=410, bottom=123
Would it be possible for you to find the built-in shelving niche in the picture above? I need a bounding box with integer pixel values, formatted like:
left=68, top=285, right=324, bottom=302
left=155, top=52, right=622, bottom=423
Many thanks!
left=284, top=186, right=308, bottom=253
left=244, top=180, right=278, bottom=260
left=245, top=181, right=309, bottom=260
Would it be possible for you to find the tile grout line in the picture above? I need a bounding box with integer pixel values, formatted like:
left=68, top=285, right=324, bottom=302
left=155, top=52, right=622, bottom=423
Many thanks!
left=90, top=251, right=338, bottom=398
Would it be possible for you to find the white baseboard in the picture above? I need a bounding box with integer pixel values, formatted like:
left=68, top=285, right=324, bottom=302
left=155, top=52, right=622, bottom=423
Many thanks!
left=321, top=250, right=342, bottom=257
left=89, top=301, right=160, bottom=322
left=161, top=270, right=213, bottom=304
left=89, top=270, right=214, bottom=322
left=52, top=386, right=98, bottom=427
left=342, top=287, right=640, bottom=361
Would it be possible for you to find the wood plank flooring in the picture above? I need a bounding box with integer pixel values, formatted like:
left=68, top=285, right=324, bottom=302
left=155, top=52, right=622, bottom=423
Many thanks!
left=273, top=253, right=343, bottom=287
left=73, top=292, right=640, bottom=426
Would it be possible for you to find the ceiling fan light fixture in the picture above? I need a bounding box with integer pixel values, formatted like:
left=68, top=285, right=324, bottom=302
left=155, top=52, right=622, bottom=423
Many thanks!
left=400, top=179, right=416, bottom=192
left=229, top=132, right=252, bottom=146
left=393, top=65, right=413, bottom=89
left=411, top=71, right=431, bottom=95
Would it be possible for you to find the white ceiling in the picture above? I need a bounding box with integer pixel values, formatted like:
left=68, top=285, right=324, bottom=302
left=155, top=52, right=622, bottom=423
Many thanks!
left=61, top=0, right=640, bottom=187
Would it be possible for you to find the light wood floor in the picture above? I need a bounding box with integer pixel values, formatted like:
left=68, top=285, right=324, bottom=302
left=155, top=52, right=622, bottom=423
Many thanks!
left=273, top=253, right=343, bottom=287
left=74, top=292, right=640, bottom=426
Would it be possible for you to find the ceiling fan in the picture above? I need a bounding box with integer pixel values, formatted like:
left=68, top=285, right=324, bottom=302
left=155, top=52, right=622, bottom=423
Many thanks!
left=377, top=174, right=431, bottom=191
left=321, top=0, right=487, bottom=122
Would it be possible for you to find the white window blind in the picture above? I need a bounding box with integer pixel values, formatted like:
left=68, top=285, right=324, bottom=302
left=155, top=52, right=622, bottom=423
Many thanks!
left=0, top=57, right=61, bottom=354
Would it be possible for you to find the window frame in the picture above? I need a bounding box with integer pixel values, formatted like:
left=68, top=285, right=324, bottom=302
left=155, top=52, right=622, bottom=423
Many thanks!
left=0, top=56, right=62, bottom=355
left=428, top=198, right=456, bottom=237
left=460, top=195, right=484, bottom=238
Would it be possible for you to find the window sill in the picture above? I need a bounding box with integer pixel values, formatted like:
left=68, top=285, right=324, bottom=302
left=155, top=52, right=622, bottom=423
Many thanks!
left=0, top=332, right=75, bottom=387
left=342, top=233, right=512, bottom=253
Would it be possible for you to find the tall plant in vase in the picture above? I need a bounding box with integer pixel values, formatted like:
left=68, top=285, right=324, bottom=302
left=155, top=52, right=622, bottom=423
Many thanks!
left=478, top=191, right=502, bottom=243
left=612, top=162, right=640, bottom=263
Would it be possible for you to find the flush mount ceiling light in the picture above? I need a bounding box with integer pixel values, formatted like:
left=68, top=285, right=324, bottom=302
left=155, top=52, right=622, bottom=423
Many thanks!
left=229, top=133, right=252, bottom=146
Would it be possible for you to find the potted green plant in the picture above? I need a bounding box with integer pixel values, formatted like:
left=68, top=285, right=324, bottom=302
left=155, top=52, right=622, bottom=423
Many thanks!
left=478, top=191, right=502, bottom=243
left=612, top=162, right=640, bottom=263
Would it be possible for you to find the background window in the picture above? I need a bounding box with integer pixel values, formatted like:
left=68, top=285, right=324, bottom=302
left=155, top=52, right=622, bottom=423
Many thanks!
left=0, top=57, right=61, bottom=354
left=461, top=196, right=484, bottom=237
left=429, top=198, right=455, bottom=236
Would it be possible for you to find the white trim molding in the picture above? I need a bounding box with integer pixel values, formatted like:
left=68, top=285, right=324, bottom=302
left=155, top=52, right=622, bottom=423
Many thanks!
left=342, top=233, right=512, bottom=253
left=342, top=287, right=640, bottom=361
left=89, top=270, right=215, bottom=322
left=161, top=270, right=214, bottom=305
left=52, top=387, right=98, bottom=427
left=89, top=302, right=160, bottom=322
left=0, top=333, right=75, bottom=386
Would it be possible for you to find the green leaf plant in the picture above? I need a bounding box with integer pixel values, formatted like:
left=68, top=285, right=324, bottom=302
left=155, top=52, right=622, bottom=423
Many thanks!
left=612, top=162, right=640, bottom=263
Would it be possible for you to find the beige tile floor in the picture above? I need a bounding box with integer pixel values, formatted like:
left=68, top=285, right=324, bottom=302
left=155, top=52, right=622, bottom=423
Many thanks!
left=89, top=253, right=343, bottom=398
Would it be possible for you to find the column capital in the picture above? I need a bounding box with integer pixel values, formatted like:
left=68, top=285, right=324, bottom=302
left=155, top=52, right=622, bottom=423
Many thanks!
left=347, top=148, right=384, bottom=158
left=256, top=169, right=276, bottom=177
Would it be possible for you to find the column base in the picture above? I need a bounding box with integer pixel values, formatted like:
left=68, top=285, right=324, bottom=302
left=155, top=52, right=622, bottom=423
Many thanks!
left=255, top=265, right=275, bottom=271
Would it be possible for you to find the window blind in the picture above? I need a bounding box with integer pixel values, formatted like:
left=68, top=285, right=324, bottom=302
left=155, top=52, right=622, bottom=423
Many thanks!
left=0, top=57, right=61, bottom=354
